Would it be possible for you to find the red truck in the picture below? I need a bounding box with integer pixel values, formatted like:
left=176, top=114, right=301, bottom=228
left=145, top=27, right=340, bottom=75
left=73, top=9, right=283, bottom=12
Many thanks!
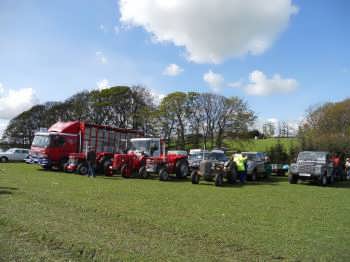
left=107, top=137, right=189, bottom=180
left=29, top=121, right=143, bottom=173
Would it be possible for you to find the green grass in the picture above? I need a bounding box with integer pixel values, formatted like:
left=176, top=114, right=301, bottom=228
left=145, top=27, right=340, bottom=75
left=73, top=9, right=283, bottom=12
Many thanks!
left=1, top=163, right=350, bottom=261
left=224, top=137, right=299, bottom=153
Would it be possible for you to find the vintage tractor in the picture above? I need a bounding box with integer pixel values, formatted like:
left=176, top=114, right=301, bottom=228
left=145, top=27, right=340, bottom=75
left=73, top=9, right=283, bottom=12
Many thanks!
left=65, top=152, right=113, bottom=175
left=191, top=159, right=236, bottom=186
left=107, top=138, right=189, bottom=180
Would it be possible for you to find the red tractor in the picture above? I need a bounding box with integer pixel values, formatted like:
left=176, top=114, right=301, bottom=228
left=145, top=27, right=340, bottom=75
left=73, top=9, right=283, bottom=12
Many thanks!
left=106, top=138, right=189, bottom=180
left=65, top=152, right=114, bottom=175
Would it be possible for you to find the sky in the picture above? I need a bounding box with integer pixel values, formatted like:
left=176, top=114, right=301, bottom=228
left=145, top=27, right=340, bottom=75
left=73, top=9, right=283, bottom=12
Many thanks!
left=0, top=0, right=349, bottom=135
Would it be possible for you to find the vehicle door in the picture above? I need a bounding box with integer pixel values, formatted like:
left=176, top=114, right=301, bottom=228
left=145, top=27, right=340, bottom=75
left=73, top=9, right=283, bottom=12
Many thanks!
left=22, top=150, right=29, bottom=160
left=13, top=149, right=24, bottom=161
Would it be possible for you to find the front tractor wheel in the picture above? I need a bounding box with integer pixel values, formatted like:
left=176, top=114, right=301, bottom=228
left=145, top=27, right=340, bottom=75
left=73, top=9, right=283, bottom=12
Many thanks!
left=191, top=170, right=200, bottom=184
left=139, top=166, right=149, bottom=179
left=120, top=165, right=129, bottom=178
left=176, top=160, right=189, bottom=178
left=215, top=173, right=224, bottom=187
left=78, top=164, right=88, bottom=176
left=159, top=168, right=169, bottom=181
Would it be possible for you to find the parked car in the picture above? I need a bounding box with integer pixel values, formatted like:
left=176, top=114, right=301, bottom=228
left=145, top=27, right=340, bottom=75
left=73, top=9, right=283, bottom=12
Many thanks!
left=0, top=148, right=30, bottom=162
left=289, top=151, right=334, bottom=186
left=241, top=152, right=271, bottom=181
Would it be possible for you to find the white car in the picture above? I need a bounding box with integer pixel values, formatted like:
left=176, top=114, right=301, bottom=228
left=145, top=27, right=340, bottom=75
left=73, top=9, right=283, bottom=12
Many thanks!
left=0, top=148, right=30, bottom=162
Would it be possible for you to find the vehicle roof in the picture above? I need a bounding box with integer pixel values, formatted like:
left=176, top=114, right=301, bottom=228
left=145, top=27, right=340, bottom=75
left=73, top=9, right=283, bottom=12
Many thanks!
left=299, top=151, right=329, bottom=154
left=130, top=138, right=160, bottom=141
left=242, top=152, right=265, bottom=154
left=210, top=150, right=225, bottom=154
left=48, top=121, right=81, bottom=133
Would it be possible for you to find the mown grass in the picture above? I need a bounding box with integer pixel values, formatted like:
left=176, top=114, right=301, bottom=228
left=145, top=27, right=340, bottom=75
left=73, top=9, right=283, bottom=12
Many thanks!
left=1, top=163, right=350, bottom=261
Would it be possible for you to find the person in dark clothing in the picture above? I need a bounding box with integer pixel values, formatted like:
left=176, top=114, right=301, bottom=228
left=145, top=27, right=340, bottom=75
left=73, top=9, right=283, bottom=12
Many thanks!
left=87, top=147, right=96, bottom=178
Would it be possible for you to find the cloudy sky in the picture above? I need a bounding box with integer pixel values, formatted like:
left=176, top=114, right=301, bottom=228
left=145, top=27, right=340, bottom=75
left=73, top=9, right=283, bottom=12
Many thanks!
left=0, top=0, right=349, bottom=134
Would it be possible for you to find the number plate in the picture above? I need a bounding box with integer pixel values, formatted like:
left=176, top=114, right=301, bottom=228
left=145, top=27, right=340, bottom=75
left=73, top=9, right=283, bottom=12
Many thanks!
left=299, top=173, right=311, bottom=177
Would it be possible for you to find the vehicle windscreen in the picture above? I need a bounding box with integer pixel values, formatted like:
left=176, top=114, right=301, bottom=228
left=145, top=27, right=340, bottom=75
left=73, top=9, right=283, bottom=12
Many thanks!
left=243, top=153, right=257, bottom=160
left=208, top=152, right=228, bottom=161
left=298, top=152, right=326, bottom=162
left=189, top=152, right=210, bottom=161
left=32, top=135, right=50, bottom=148
left=6, top=148, right=15, bottom=153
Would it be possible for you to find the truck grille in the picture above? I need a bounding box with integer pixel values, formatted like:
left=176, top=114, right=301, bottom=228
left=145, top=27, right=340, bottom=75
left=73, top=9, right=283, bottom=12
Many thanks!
left=298, top=164, right=314, bottom=174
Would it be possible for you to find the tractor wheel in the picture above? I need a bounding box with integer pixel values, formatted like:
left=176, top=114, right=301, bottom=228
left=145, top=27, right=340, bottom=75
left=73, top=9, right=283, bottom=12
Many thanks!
left=139, top=166, right=149, bottom=179
left=1, top=157, right=8, bottom=163
left=159, top=168, right=169, bottom=181
left=77, top=163, right=88, bottom=176
left=103, top=160, right=112, bottom=176
left=215, top=173, right=224, bottom=186
left=121, top=165, right=129, bottom=178
left=191, top=170, right=200, bottom=184
left=288, top=174, right=298, bottom=184
left=176, top=160, right=189, bottom=178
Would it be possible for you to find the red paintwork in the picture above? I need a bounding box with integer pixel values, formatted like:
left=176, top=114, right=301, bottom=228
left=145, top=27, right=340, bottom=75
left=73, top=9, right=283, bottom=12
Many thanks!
left=30, top=121, right=143, bottom=169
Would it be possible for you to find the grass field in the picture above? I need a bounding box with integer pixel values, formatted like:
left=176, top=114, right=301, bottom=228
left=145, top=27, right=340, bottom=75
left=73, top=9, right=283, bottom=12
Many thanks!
left=1, top=163, right=350, bottom=261
left=223, top=137, right=299, bottom=153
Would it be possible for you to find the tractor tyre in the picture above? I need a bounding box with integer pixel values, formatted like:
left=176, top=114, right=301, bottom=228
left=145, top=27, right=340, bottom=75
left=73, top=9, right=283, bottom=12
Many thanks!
left=121, top=165, right=129, bottom=178
left=191, top=170, right=200, bottom=184
left=139, top=166, right=149, bottom=179
left=103, top=160, right=112, bottom=176
left=77, top=163, right=88, bottom=176
left=176, top=159, right=189, bottom=178
left=159, top=168, right=169, bottom=181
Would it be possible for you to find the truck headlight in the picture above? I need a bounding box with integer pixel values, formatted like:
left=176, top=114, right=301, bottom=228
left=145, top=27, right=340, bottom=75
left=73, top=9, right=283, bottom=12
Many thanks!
left=290, top=164, right=298, bottom=174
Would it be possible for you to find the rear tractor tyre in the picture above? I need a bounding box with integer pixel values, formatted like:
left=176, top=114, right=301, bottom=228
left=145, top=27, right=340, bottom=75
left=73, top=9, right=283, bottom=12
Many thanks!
left=78, top=164, right=88, bottom=176
left=176, top=160, right=189, bottom=178
left=191, top=170, right=200, bottom=184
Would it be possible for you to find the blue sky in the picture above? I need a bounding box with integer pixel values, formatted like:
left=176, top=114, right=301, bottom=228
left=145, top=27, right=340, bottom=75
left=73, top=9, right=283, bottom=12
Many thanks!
left=0, top=0, right=349, bottom=133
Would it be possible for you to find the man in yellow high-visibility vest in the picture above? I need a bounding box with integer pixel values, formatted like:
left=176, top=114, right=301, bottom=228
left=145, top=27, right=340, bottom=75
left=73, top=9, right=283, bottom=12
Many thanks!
left=233, top=152, right=247, bottom=183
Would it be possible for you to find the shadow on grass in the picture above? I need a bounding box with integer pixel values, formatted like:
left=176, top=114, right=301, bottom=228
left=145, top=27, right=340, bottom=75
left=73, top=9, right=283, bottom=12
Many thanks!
left=0, top=190, right=12, bottom=195
left=0, top=186, right=17, bottom=195
left=0, top=186, right=18, bottom=190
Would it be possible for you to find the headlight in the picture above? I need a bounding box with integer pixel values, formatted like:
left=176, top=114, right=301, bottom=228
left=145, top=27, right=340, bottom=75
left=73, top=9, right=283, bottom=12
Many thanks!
left=290, top=164, right=298, bottom=173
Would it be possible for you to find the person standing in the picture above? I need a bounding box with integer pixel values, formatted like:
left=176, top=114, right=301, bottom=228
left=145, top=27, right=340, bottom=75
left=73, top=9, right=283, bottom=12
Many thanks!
left=87, top=147, right=96, bottom=178
left=233, top=152, right=247, bottom=184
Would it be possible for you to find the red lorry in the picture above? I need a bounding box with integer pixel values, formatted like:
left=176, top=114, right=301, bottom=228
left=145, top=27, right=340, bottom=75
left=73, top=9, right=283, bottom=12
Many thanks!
left=29, top=121, right=143, bottom=174
left=107, top=137, right=189, bottom=180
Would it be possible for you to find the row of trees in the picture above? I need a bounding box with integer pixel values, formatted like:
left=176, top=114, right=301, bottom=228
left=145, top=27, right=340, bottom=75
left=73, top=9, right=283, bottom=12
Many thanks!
left=2, top=86, right=256, bottom=149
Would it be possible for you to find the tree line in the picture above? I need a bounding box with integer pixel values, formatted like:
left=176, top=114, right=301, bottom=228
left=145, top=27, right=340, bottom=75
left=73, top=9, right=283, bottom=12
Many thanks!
left=2, top=86, right=256, bottom=149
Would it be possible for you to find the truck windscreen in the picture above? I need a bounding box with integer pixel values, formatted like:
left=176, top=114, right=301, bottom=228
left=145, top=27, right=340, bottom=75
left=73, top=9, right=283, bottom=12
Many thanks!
left=32, top=135, right=50, bottom=148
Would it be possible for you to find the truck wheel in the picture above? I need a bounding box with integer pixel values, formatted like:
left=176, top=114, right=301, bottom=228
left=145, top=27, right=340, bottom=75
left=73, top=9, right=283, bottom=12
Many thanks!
left=288, top=174, right=298, bottom=184
left=176, top=160, right=189, bottom=178
left=191, top=170, right=200, bottom=184
left=215, top=173, right=224, bottom=186
left=320, top=174, right=328, bottom=186
left=1, top=157, right=8, bottom=163
left=78, top=164, right=88, bottom=175
left=159, top=168, right=169, bottom=181
left=139, top=166, right=149, bottom=179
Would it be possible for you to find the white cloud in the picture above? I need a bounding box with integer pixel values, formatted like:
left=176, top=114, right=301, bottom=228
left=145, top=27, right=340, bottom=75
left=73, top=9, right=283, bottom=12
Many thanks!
left=244, top=70, right=298, bottom=96
left=96, top=51, right=108, bottom=64
left=228, top=80, right=243, bottom=88
left=0, top=83, right=39, bottom=119
left=150, top=89, right=165, bottom=105
left=163, top=63, right=184, bottom=76
left=203, top=70, right=224, bottom=92
left=119, top=0, right=298, bottom=63
left=97, top=79, right=110, bottom=90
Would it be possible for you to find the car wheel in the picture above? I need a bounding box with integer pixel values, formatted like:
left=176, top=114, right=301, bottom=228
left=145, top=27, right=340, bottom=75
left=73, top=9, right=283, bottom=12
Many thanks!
left=176, top=160, right=189, bottom=178
left=159, top=168, right=169, bottom=181
left=191, top=170, right=200, bottom=184
left=215, top=173, right=224, bottom=187
left=288, top=174, right=298, bottom=184
left=139, top=166, right=149, bottom=179
left=1, top=157, right=8, bottom=163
